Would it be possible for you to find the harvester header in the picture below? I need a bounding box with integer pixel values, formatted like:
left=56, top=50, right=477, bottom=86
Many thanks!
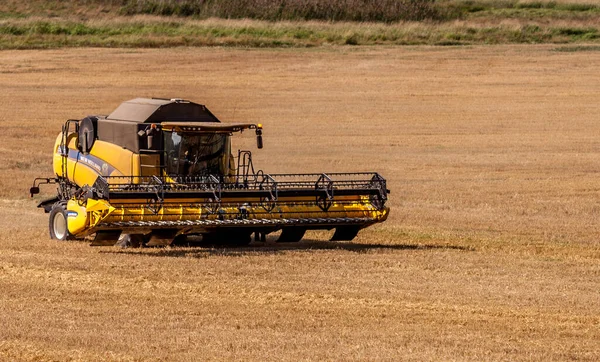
left=31, top=98, right=389, bottom=247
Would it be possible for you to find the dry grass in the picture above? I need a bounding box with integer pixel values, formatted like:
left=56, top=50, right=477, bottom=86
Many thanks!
left=0, top=45, right=599, bottom=360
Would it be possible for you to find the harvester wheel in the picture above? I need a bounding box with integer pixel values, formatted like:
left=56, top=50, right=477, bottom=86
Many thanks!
left=330, top=226, right=360, bottom=241
left=277, top=227, right=306, bottom=243
left=203, top=230, right=252, bottom=247
left=116, top=234, right=147, bottom=248
left=224, top=233, right=252, bottom=247
left=171, top=234, right=188, bottom=246
left=49, top=203, right=74, bottom=241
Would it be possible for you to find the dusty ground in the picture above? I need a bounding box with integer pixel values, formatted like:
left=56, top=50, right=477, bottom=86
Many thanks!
left=0, top=45, right=599, bottom=360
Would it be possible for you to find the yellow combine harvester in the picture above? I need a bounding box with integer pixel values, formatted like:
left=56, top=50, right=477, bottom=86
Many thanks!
left=30, top=98, right=389, bottom=247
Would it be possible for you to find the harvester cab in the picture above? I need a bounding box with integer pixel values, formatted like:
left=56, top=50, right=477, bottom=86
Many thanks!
left=31, top=98, right=389, bottom=247
left=160, top=122, right=262, bottom=181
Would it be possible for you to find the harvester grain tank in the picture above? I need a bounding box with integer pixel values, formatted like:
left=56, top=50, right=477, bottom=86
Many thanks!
left=30, top=98, right=390, bottom=246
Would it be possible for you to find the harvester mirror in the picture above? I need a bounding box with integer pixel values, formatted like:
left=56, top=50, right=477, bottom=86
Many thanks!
left=147, top=133, right=154, bottom=149
left=256, top=127, right=263, bottom=149
left=138, top=125, right=161, bottom=150
left=29, top=186, right=40, bottom=196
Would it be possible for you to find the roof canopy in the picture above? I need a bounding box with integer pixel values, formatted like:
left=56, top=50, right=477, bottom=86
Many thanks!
left=107, top=98, right=220, bottom=123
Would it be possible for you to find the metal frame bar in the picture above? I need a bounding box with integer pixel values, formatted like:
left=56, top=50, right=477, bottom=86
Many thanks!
left=99, top=216, right=377, bottom=230
left=98, top=172, right=388, bottom=210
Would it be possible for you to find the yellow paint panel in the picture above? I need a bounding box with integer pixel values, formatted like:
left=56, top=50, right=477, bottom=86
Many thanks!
left=52, top=131, right=136, bottom=187
left=88, top=140, right=132, bottom=177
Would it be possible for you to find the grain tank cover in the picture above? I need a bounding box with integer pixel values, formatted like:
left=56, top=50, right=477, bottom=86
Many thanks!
left=106, top=98, right=220, bottom=123
left=97, top=98, right=222, bottom=153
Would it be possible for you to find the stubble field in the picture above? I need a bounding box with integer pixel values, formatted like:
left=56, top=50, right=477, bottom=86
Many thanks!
left=0, top=45, right=599, bottom=360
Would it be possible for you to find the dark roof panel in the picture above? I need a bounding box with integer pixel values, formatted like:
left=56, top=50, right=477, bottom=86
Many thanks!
left=107, top=98, right=220, bottom=123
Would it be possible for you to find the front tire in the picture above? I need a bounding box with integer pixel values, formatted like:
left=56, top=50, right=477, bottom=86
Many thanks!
left=203, top=230, right=252, bottom=247
left=49, top=203, right=73, bottom=241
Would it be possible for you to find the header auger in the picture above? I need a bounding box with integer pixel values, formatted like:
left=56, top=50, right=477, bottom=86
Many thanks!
left=31, top=98, right=390, bottom=247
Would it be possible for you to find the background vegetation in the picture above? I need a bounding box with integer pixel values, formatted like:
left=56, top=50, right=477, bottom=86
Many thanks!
left=0, top=0, right=599, bottom=48
left=120, top=0, right=439, bottom=22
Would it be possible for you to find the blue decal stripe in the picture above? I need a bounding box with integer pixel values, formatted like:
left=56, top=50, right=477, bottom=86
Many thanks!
left=58, top=145, right=118, bottom=177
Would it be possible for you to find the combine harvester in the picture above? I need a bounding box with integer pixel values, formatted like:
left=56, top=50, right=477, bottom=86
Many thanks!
left=30, top=98, right=390, bottom=247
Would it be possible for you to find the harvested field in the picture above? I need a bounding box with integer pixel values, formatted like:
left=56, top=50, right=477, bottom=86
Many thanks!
left=0, top=45, right=599, bottom=360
